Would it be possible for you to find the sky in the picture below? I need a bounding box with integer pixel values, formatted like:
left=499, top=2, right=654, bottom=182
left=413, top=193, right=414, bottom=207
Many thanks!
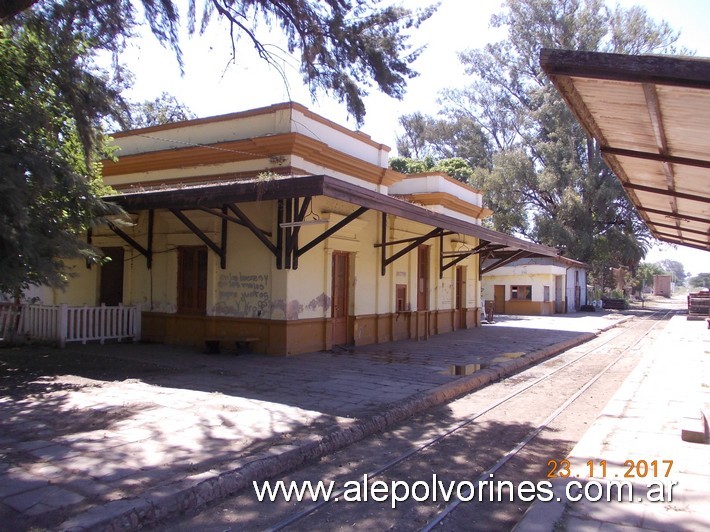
left=118, top=0, right=710, bottom=276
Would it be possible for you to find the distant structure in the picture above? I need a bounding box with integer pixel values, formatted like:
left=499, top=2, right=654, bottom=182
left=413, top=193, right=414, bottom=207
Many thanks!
left=653, top=274, right=672, bottom=297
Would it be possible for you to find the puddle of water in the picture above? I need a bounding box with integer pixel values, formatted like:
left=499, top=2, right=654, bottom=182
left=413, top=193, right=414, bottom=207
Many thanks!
left=490, top=352, right=525, bottom=364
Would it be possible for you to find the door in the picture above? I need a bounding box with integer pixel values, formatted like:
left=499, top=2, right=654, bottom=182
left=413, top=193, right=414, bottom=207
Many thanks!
left=455, top=266, right=466, bottom=328
left=493, top=284, right=506, bottom=314
left=331, top=252, right=349, bottom=346
left=99, top=247, right=124, bottom=306
left=177, top=246, right=208, bottom=315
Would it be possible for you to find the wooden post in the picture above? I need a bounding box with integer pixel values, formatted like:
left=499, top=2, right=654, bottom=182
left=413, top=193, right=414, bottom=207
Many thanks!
left=58, top=304, right=68, bottom=348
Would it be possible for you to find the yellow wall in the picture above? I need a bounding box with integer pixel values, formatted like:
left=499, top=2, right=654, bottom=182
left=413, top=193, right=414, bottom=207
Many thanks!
left=482, top=272, right=557, bottom=316
left=43, top=197, right=483, bottom=354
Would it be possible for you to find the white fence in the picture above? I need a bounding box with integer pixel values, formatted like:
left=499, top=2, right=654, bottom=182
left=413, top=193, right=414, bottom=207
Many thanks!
left=1, top=304, right=141, bottom=347
left=0, top=304, right=21, bottom=342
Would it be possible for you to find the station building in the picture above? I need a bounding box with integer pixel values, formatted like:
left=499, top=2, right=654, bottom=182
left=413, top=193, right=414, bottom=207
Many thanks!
left=37, top=102, right=559, bottom=354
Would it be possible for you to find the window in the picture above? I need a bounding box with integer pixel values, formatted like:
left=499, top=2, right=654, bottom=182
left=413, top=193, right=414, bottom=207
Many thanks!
left=178, top=246, right=208, bottom=315
left=544, top=285, right=550, bottom=302
left=511, top=285, right=532, bottom=301
left=396, top=284, right=407, bottom=312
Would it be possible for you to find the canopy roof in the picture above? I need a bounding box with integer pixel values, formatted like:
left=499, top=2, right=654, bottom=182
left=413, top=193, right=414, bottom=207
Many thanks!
left=105, top=174, right=559, bottom=265
left=541, top=48, right=710, bottom=252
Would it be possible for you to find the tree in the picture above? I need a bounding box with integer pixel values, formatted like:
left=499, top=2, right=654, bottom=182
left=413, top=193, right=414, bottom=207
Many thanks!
left=0, top=9, right=121, bottom=293
left=1, top=0, right=434, bottom=293
left=388, top=156, right=475, bottom=184
left=439, top=0, right=682, bottom=279
left=122, top=92, right=197, bottom=129
left=2, top=0, right=436, bottom=126
left=656, top=259, right=686, bottom=286
left=634, top=262, right=667, bottom=293
left=688, top=273, right=710, bottom=289
left=396, top=112, right=492, bottom=169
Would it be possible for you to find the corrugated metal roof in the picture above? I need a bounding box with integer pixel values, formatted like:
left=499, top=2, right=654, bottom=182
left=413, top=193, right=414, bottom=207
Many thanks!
left=541, top=49, right=710, bottom=252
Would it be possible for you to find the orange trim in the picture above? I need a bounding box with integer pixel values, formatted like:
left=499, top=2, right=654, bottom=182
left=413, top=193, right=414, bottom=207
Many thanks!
left=102, top=132, right=404, bottom=187
left=396, top=192, right=493, bottom=219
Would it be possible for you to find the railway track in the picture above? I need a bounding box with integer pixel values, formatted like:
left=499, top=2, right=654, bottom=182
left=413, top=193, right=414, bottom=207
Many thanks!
left=161, top=309, right=674, bottom=531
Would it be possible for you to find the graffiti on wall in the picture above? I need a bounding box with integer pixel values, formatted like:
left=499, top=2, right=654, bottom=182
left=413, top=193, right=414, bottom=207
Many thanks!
left=214, top=272, right=270, bottom=317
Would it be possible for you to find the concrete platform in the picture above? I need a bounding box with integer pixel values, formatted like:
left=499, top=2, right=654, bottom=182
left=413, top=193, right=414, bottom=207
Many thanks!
left=516, top=313, right=710, bottom=531
left=0, top=311, right=639, bottom=529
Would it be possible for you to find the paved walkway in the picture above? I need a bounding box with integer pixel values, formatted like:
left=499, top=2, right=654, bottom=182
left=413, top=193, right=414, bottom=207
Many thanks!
left=0, top=311, right=634, bottom=530
left=516, top=313, right=710, bottom=531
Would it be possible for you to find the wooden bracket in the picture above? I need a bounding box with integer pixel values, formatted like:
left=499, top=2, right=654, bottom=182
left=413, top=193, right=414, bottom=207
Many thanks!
left=106, top=213, right=153, bottom=269
left=377, top=214, right=447, bottom=276
left=170, top=209, right=227, bottom=269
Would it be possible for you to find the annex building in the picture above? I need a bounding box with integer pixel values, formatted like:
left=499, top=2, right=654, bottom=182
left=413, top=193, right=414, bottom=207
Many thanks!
left=36, top=102, right=559, bottom=355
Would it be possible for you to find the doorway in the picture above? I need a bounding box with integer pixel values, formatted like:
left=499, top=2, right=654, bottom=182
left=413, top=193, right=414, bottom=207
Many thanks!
left=331, top=252, right=350, bottom=346
left=177, top=246, right=208, bottom=315
left=493, top=284, right=506, bottom=314
left=99, top=247, right=124, bottom=306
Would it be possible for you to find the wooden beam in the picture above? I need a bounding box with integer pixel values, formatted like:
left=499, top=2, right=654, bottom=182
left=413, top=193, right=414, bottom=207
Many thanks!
left=276, top=199, right=284, bottom=270
left=220, top=205, right=228, bottom=269
left=380, top=227, right=443, bottom=276
left=649, top=220, right=709, bottom=237
left=654, top=231, right=708, bottom=247
left=170, top=209, right=225, bottom=266
left=481, top=250, right=529, bottom=275
left=620, top=182, right=710, bottom=204
left=374, top=231, right=456, bottom=248
left=655, top=235, right=710, bottom=252
left=198, top=207, right=273, bottom=237
left=381, top=212, right=387, bottom=276
left=601, top=146, right=710, bottom=170
left=643, top=82, right=681, bottom=238
left=147, top=209, right=154, bottom=269
left=635, top=206, right=709, bottom=225
left=540, top=48, right=710, bottom=90
left=284, top=198, right=293, bottom=269
left=297, top=206, right=369, bottom=257
left=226, top=204, right=278, bottom=255
left=289, top=197, right=311, bottom=269
left=440, top=240, right=493, bottom=277
left=106, top=220, right=151, bottom=263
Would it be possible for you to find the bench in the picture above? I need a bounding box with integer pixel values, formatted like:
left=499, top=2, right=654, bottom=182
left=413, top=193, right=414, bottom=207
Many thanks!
left=602, top=298, right=626, bottom=310
left=235, top=337, right=260, bottom=354
left=205, top=337, right=261, bottom=355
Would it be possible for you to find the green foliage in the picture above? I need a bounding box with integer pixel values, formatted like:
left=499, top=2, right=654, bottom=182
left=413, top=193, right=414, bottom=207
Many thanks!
left=122, top=92, right=196, bottom=130
left=1, top=0, right=435, bottom=292
left=609, top=288, right=626, bottom=300
left=0, top=13, right=121, bottom=293
left=389, top=156, right=436, bottom=175
left=3, top=2, right=436, bottom=126
left=434, top=158, right=474, bottom=183
left=634, top=262, right=667, bottom=291
left=689, top=273, right=710, bottom=289
left=656, top=259, right=686, bottom=285
left=396, top=112, right=491, bottom=169
left=388, top=156, right=475, bottom=184
left=438, top=0, right=682, bottom=279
